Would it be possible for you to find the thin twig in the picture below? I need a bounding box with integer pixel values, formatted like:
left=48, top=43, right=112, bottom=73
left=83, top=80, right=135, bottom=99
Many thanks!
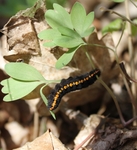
left=100, top=7, right=137, bottom=27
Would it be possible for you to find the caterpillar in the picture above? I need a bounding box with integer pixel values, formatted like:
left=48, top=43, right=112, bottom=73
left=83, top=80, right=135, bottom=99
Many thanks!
left=47, top=68, right=101, bottom=111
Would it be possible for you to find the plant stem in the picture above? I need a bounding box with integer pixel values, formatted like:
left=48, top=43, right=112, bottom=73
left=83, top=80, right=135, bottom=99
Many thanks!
left=124, top=0, right=137, bottom=124
left=84, top=46, right=125, bottom=125
left=100, top=7, right=137, bottom=27
left=97, top=77, right=126, bottom=125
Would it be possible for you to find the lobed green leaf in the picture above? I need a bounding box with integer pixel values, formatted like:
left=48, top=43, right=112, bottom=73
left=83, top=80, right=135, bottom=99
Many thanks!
left=57, top=26, right=81, bottom=38
left=53, top=3, right=73, bottom=29
left=71, top=2, right=86, bottom=36
left=54, top=36, right=85, bottom=48
left=81, top=27, right=95, bottom=37
left=55, top=46, right=81, bottom=69
left=45, top=4, right=73, bottom=29
left=43, top=41, right=57, bottom=48
left=38, top=29, right=61, bottom=40
left=82, top=12, right=94, bottom=36
left=1, top=78, right=44, bottom=101
left=5, top=63, right=46, bottom=81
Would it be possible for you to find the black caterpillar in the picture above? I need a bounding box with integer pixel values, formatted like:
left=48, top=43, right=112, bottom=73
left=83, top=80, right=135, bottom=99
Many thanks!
left=47, top=68, right=101, bottom=111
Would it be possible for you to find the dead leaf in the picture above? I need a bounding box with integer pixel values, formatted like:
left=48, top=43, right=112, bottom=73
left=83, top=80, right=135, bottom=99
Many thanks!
left=74, top=114, right=104, bottom=147
left=13, top=130, right=68, bottom=150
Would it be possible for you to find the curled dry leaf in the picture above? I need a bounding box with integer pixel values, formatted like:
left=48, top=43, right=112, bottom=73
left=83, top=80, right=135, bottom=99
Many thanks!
left=13, top=130, right=68, bottom=150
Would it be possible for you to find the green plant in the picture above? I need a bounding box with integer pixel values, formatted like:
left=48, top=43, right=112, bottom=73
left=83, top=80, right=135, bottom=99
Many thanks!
left=1, top=63, right=57, bottom=119
left=102, top=18, right=123, bottom=34
left=1, top=63, right=46, bottom=101
left=38, top=2, right=95, bottom=69
left=111, top=0, right=125, bottom=2
left=1, top=2, right=95, bottom=119
left=1, top=1, right=137, bottom=125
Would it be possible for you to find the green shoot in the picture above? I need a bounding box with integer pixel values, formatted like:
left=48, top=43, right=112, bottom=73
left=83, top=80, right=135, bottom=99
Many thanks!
left=38, top=2, right=95, bottom=69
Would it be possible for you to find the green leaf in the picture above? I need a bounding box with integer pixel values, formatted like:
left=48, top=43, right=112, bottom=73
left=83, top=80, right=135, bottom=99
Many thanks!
left=57, top=26, right=81, bottom=38
left=40, top=85, right=56, bottom=119
left=5, top=63, right=46, bottom=81
left=38, top=28, right=61, bottom=47
left=53, top=3, right=73, bottom=29
left=71, top=2, right=86, bottom=36
left=45, top=10, right=62, bottom=29
left=1, top=78, right=44, bottom=101
left=81, top=27, right=95, bottom=37
left=54, top=36, right=85, bottom=48
left=131, top=19, right=137, bottom=36
left=38, top=29, right=61, bottom=40
left=45, top=3, right=73, bottom=29
left=111, top=0, right=125, bottom=2
left=83, top=12, right=94, bottom=32
left=55, top=46, right=81, bottom=69
left=40, top=85, right=48, bottom=106
left=43, top=41, right=57, bottom=48
left=102, top=19, right=123, bottom=34
left=81, top=12, right=94, bottom=36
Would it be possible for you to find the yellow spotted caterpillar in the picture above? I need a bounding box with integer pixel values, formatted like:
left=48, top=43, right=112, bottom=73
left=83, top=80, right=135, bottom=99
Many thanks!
left=47, top=69, right=101, bottom=111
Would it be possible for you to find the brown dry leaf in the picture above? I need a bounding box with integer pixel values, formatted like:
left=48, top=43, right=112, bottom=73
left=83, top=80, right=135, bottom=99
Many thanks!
left=120, top=140, right=137, bottom=150
left=13, top=130, right=68, bottom=150
left=74, top=117, right=137, bottom=150
left=87, top=33, right=119, bottom=82
left=120, top=130, right=137, bottom=145
left=74, top=114, right=104, bottom=147
left=90, top=126, right=122, bottom=150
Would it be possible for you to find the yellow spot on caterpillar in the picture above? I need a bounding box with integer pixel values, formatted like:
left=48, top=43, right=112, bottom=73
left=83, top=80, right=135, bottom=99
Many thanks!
left=70, top=83, right=73, bottom=87
left=50, top=100, right=57, bottom=110
left=75, top=81, right=79, bottom=85
left=86, top=77, right=89, bottom=80
left=81, top=80, right=84, bottom=83
left=50, top=93, right=60, bottom=110
left=64, top=85, right=67, bottom=89
left=49, top=68, right=100, bottom=111
left=73, top=82, right=75, bottom=85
